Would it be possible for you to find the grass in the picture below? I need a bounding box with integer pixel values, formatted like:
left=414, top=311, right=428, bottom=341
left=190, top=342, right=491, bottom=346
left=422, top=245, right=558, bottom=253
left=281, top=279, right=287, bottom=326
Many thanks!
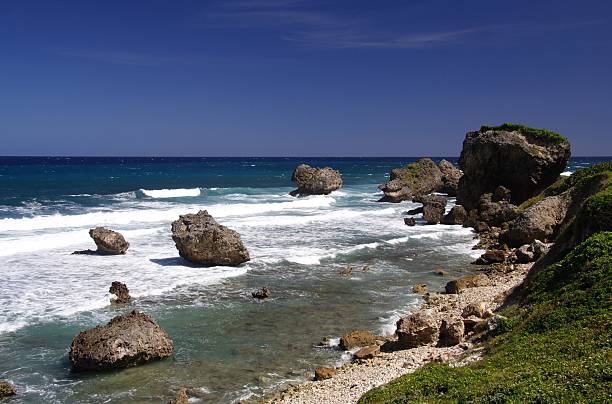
left=359, top=232, right=612, bottom=404
left=480, top=123, right=568, bottom=144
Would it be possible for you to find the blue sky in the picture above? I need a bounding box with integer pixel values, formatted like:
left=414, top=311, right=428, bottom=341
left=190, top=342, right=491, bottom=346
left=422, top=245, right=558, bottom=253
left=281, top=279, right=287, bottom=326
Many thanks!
left=1, top=0, right=611, bottom=156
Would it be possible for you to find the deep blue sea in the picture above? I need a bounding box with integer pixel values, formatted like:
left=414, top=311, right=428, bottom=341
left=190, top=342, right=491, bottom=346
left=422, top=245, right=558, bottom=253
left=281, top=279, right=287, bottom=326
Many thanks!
left=0, top=156, right=608, bottom=403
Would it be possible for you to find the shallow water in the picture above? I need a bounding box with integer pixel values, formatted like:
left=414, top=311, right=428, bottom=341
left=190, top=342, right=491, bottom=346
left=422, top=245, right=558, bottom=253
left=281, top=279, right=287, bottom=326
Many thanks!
left=0, top=157, right=605, bottom=403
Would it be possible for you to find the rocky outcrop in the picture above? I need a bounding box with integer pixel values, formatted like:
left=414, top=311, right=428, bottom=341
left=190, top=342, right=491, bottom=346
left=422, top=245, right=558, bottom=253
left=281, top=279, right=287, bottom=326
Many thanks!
left=353, top=346, right=380, bottom=360
left=69, top=310, right=173, bottom=372
left=461, top=302, right=491, bottom=319
left=339, top=330, right=377, bottom=350
left=290, top=164, right=342, bottom=196
left=73, top=227, right=129, bottom=255
left=109, top=281, right=131, bottom=304
left=378, top=158, right=442, bottom=202
left=445, top=274, right=490, bottom=294
left=252, top=287, right=270, bottom=299
left=457, top=124, right=570, bottom=210
left=396, top=311, right=439, bottom=348
left=171, top=210, right=250, bottom=266
left=438, top=159, right=462, bottom=196
left=441, top=205, right=468, bottom=225
left=0, top=381, right=16, bottom=398
left=507, top=193, right=571, bottom=247
left=315, top=367, right=337, bottom=381
left=378, top=179, right=412, bottom=203
left=412, top=284, right=428, bottom=295
left=438, top=318, right=464, bottom=346
left=421, top=195, right=447, bottom=225
left=404, top=217, right=416, bottom=226
left=477, top=194, right=519, bottom=227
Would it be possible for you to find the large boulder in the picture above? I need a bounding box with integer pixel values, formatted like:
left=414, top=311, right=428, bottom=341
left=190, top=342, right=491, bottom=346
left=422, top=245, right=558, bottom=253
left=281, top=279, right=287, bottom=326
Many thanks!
left=378, top=158, right=443, bottom=203
left=445, top=274, right=490, bottom=294
left=507, top=192, right=571, bottom=247
left=438, top=318, right=464, bottom=346
left=421, top=195, right=448, bottom=224
left=69, top=310, right=173, bottom=372
left=74, top=227, right=129, bottom=255
left=171, top=210, right=250, bottom=266
left=438, top=159, right=462, bottom=196
left=477, top=194, right=519, bottom=227
left=396, top=310, right=439, bottom=348
left=442, top=205, right=468, bottom=225
left=457, top=124, right=570, bottom=210
left=339, top=330, right=377, bottom=350
left=290, top=164, right=342, bottom=196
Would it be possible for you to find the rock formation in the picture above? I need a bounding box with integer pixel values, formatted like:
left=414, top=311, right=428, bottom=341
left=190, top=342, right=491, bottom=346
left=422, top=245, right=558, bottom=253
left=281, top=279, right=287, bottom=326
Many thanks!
left=109, top=281, right=131, bottom=304
left=378, top=158, right=442, bottom=202
left=353, top=345, right=380, bottom=360
left=396, top=310, right=439, bottom=348
left=315, top=367, right=337, bottom=381
left=73, top=227, right=129, bottom=255
left=252, top=287, right=270, bottom=299
left=339, top=330, right=377, bottom=350
left=441, top=205, right=468, bottom=225
left=437, top=159, right=462, bottom=196
left=290, top=164, right=342, bottom=196
left=69, top=310, right=173, bottom=371
left=445, top=274, right=490, bottom=294
left=421, top=195, right=447, bottom=224
left=438, top=318, right=464, bottom=346
left=171, top=210, right=250, bottom=266
left=168, top=389, right=189, bottom=404
left=0, top=381, right=16, bottom=398
left=378, top=179, right=412, bottom=203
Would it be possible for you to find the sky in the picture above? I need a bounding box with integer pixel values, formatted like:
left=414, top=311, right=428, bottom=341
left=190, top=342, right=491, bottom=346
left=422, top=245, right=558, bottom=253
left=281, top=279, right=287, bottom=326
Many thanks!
left=0, top=0, right=611, bottom=157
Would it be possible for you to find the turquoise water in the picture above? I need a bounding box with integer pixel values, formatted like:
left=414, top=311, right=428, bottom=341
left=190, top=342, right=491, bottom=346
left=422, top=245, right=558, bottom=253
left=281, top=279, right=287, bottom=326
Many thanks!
left=0, top=157, right=607, bottom=403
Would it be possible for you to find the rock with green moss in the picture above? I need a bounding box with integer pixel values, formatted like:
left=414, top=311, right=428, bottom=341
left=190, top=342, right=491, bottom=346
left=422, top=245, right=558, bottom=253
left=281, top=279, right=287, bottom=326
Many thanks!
left=378, top=158, right=443, bottom=202
left=456, top=123, right=570, bottom=210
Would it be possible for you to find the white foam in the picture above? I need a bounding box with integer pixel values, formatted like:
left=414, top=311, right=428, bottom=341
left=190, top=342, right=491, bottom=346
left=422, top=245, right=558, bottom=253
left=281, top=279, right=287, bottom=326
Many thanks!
left=140, top=188, right=201, bottom=198
left=560, top=171, right=572, bottom=177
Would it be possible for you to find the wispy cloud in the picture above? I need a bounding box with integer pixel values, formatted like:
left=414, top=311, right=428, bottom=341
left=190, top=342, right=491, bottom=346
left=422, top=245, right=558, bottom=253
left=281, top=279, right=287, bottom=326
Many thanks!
left=57, top=49, right=205, bottom=66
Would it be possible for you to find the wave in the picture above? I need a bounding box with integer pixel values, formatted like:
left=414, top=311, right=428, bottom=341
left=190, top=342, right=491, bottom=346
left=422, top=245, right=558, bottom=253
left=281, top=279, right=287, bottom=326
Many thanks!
left=560, top=171, right=573, bottom=177
left=139, top=188, right=201, bottom=198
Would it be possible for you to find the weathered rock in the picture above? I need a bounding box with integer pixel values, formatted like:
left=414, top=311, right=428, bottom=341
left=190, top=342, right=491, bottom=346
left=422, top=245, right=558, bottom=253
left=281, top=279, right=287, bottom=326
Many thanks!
left=437, top=159, right=462, bottom=196
left=378, top=179, right=412, bottom=203
left=412, top=284, right=428, bottom=295
left=507, top=193, right=571, bottom=247
left=493, top=185, right=512, bottom=202
left=290, top=164, right=342, bottom=196
left=461, top=302, right=490, bottom=319
left=171, top=210, right=250, bottom=266
left=0, top=381, right=16, bottom=398
left=445, top=274, right=490, bottom=294
left=378, top=158, right=443, bottom=202
left=109, top=281, right=131, bottom=304
left=405, top=206, right=424, bottom=215
left=73, top=227, right=129, bottom=255
left=531, top=240, right=551, bottom=258
left=474, top=221, right=490, bottom=233
left=462, top=316, right=484, bottom=334
left=481, top=249, right=506, bottom=264
left=396, top=311, right=439, bottom=348
left=168, top=388, right=188, bottom=404
left=353, top=345, right=380, bottom=360
left=421, top=195, right=448, bottom=224
left=314, top=367, right=337, bottom=381
left=477, top=194, right=519, bottom=227
left=441, top=205, right=468, bottom=225
left=339, top=330, right=376, bottom=350
left=252, top=287, right=270, bottom=299
left=69, top=310, right=173, bottom=372
left=457, top=125, right=570, bottom=210
left=515, top=244, right=535, bottom=263
left=438, top=318, right=464, bottom=346
left=404, top=217, right=416, bottom=226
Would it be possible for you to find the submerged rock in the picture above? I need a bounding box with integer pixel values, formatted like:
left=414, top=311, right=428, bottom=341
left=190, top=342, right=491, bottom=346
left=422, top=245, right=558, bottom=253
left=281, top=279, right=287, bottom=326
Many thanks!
left=290, top=164, right=342, bottom=196
left=457, top=124, right=570, bottom=210
left=0, top=381, right=16, bottom=398
left=252, top=287, right=271, bottom=299
left=109, top=281, right=131, bottom=304
left=171, top=210, right=250, bottom=266
left=339, top=330, right=376, bottom=350
left=404, top=217, right=417, bottom=226
left=396, top=310, right=439, bottom=348
left=69, top=310, right=173, bottom=372
left=412, top=284, right=428, bottom=295
left=73, top=227, right=129, bottom=255
left=421, top=195, right=448, bottom=224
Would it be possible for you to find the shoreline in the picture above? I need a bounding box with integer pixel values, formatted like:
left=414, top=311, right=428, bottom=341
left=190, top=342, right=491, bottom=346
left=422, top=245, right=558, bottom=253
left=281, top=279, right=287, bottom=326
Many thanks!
left=266, top=262, right=532, bottom=404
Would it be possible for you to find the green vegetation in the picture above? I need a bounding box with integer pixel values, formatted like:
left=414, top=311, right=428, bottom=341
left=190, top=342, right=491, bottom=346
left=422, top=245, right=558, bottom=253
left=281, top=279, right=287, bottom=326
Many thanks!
left=480, top=123, right=568, bottom=144
left=359, top=232, right=612, bottom=403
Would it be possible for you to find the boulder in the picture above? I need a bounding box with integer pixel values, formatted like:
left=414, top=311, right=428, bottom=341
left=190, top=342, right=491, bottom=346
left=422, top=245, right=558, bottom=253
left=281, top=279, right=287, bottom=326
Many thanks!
left=441, top=205, right=468, bottom=225
left=437, top=159, right=462, bottom=196
left=412, top=284, right=428, bottom=295
left=461, top=302, right=491, bottom=319
left=421, top=195, right=448, bottom=224
left=290, top=164, right=342, bottom=196
left=405, top=206, right=424, bottom=215
left=457, top=124, right=570, bottom=210
left=481, top=249, right=506, bottom=264
left=515, top=244, right=535, bottom=263
left=168, top=389, right=188, bottom=404
left=378, top=179, right=412, bottom=203
left=404, top=217, right=417, bottom=226
left=531, top=240, right=551, bottom=258
left=474, top=221, right=490, bottom=233
left=171, top=210, right=250, bottom=266
left=507, top=193, right=571, bottom=247
left=73, top=227, right=129, bottom=255
left=438, top=318, right=464, bottom=346
left=493, top=185, right=512, bottom=202
left=378, top=158, right=443, bottom=202
left=0, top=381, right=16, bottom=398
left=314, top=367, right=337, bottom=381
left=69, top=310, right=173, bottom=372
left=109, top=281, right=131, bottom=304
left=353, top=345, right=380, bottom=360
left=477, top=194, right=519, bottom=227
left=445, top=274, right=490, bottom=294
left=396, top=311, right=439, bottom=348
left=252, top=287, right=270, bottom=299
left=339, top=330, right=376, bottom=350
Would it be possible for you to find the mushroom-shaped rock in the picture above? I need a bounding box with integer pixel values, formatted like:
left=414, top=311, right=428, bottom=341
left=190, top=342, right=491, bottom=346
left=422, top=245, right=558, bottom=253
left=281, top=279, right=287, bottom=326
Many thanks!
left=378, top=179, right=412, bottom=203
left=290, top=164, right=342, bottom=196
left=109, top=281, right=131, bottom=304
left=171, top=210, right=250, bottom=266
left=69, top=310, right=173, bottom=372
left=74, top=227, right=129, bottom=255
left=457, top=124, right=570, bottom=210
left=396, top=311, right=439, bottom=349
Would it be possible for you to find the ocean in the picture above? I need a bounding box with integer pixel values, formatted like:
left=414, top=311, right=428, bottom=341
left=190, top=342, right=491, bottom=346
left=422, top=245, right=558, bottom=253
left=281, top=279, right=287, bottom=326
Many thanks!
left=0, top=156, right=608, bottom=403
